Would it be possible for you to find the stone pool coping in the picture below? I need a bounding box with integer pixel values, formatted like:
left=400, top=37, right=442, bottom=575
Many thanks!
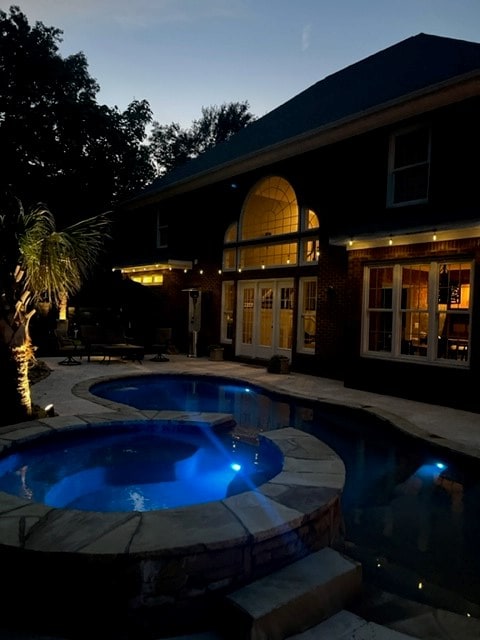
left=0, top=411, right=345, bottom=554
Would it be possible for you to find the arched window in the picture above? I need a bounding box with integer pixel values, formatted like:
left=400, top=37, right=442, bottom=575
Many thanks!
left=241, top=176, right=298, bottom=240
left=224, top=222, right=237, bottom=243
left=222, top=176, right=320, bottom=271
left=305, top=208, right=319, bottom=230
left=222, top=222, right=238, bottom=270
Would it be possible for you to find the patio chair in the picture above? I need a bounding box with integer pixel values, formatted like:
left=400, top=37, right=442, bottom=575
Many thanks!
left=54, top=322, right=85, bottom=365
left=150, top=327, right=172, bottom=362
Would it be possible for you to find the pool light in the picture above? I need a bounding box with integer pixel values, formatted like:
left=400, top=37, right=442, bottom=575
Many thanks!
left=230, top=463, right=241, bottom=472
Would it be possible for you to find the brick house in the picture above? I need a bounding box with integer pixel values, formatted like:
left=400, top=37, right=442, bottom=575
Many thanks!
left=113, top=33, right=480, bottom=411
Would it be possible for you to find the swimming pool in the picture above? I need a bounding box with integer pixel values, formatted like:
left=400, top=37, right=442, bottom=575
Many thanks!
left=90, top=373, right=480, bottom=615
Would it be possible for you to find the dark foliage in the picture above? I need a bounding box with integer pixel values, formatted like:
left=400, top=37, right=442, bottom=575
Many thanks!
left=149, top=101, right=256, bottom=175
left=0, top=6, right=155, bottom=225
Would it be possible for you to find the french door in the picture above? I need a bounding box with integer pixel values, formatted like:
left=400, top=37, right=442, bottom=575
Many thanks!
left=236, top=279, right=294, bottom=359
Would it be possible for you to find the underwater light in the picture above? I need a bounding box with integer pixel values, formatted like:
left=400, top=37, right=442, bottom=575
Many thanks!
left=231, top=463, right=241, bottom=472
left=415, top=462, right=448, bottom=480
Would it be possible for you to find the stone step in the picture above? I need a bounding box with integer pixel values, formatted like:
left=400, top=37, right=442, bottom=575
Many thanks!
left=159, top=556, right=480, bottom=640
left=221, top=547, right=362, bottom=640
left=388, top=609, right=480, bottom=640
left=350, top=584, right=480, bottom=639
left=287, top=610, right=420, bottom=639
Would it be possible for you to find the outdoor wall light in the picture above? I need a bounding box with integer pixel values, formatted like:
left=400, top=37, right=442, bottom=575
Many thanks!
left=389, top=236, right=393, bottom=246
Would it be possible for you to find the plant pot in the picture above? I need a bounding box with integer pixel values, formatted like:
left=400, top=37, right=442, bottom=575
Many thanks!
left=267, top=355, right=290, bottom=374
left=209, top=347, right=224, bottom=361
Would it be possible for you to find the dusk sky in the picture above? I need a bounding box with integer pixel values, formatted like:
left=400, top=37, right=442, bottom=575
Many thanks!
left=9, top=0, right=480, bottom=128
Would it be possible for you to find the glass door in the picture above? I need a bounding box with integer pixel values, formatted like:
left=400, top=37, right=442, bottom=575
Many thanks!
left=236, top=279, right=293, bottom=359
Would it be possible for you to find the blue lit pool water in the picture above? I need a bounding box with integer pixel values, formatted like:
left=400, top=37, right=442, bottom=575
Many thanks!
left=0, top=422, right=282, bottom=512
left=89, top=373, right=480, bottom=613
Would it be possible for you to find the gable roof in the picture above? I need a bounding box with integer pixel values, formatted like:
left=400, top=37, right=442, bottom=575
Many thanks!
left=126, top=32, right=480, bottom=208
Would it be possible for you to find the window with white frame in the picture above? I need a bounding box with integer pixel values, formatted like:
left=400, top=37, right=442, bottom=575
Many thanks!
left=299, top=209, right=320, bottom=264
left=224, top=222, right=237, bottom=243
left=363, top=261, right=472, bottom=365
left=301, top=238, right=320, bottom=264
left=387, top=126, right=431, bottom=207
left=241, top=176, right=298, bottom=239
left=221, top=281, right=235, bottom=342
left=302, top=208, right=319, bottom=231
left=297, top=278, right=317, bottom=353
left=222, top=248, right=236, bottom=271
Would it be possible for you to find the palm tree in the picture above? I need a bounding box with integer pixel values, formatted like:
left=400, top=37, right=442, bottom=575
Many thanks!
left=0, top=199, right=110, bottom=425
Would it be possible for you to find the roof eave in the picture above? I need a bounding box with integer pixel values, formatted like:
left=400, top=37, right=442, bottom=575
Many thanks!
left=125, top=70, right=480, bottom=210
left=331, top=220, right=480, bottom=249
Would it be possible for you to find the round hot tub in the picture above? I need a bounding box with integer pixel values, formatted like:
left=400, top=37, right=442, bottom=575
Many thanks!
left=0, top=411, right=345, bottom=638
left=0, top=419, right=283, bottom=512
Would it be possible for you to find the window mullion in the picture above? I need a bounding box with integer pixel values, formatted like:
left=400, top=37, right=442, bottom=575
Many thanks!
left=427, top=263, right=438, bottom=361
left=391, top=264, right=402, bottom=356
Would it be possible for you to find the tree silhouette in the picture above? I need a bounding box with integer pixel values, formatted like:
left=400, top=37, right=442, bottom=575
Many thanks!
left=0, top=6, right=155, bottom=224
left=149, top=101, right=256, bottom=176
